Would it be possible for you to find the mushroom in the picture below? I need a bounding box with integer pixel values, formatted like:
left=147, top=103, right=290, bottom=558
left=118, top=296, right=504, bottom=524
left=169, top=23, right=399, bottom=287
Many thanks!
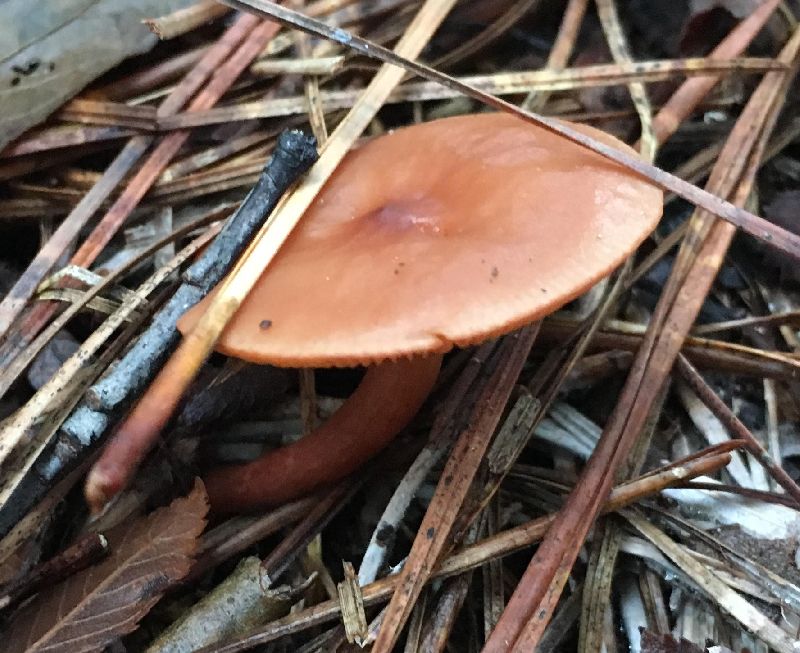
left=177, top=112, right=662, bottom=513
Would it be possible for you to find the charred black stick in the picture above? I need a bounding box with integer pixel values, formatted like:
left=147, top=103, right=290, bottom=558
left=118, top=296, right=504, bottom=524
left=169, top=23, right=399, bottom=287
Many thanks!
left=88, top=130, right=317, bottom=411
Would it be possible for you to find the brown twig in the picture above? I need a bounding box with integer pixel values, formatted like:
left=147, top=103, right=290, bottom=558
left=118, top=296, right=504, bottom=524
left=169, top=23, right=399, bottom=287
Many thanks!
left=538, top=318, right=800, bottom=381
left=159, top=58, right=782, bottom=129
left=691, top=310, right=800, bottom=335
left=0, top=126, right=137, bottom=158
left=675, top=354, right=800, bottom=506
left=675, top=481, right=799, bottom=508
left=144, top=1, right=232, bottom=40
left=521, top=0, right=588, bottom=110
left=56, top=100, right=157, bottom=131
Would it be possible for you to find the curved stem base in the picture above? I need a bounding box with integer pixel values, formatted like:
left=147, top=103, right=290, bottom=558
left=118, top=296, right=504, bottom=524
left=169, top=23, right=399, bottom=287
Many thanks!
left=205, top=355, right=443, bottom=513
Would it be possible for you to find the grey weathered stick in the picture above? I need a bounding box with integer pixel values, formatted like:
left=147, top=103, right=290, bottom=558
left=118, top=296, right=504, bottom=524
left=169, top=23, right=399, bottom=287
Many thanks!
left=0, top=131, right=317, bottom=539
left=87, top=131, right=317, bottom=411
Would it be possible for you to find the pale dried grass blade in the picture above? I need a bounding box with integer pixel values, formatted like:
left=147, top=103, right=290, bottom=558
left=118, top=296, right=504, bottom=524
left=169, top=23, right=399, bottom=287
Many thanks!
left=144, top=0, right=232, bottom=40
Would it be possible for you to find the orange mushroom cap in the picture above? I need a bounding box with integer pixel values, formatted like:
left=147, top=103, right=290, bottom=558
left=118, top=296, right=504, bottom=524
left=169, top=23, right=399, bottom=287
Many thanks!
left=178, top=113, right=662, bottom=367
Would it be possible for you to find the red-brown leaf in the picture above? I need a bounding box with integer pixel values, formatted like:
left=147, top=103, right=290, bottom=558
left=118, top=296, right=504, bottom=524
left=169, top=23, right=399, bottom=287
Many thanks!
left=5, top=480, right=208, bottom=653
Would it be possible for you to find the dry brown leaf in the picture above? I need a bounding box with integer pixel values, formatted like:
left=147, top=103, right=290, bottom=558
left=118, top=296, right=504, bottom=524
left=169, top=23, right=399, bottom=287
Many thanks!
left=5, top=480, right=208, bottom=653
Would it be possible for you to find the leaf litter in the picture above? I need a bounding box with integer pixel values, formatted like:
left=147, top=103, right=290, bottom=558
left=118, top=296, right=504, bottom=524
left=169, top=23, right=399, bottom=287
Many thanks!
left=1, top=1, right=800, bottom=652
left=4, top=480, right=208, bottom=653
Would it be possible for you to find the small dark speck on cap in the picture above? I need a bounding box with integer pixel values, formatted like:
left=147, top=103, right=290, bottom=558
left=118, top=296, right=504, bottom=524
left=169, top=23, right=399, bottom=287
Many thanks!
left=259, top=319, right=272, bottom=330
left=491, top=266, right=499, bottom=278
left=426, top=527, right=435, bottom=540
left=540, top=287, right=547, bottom=293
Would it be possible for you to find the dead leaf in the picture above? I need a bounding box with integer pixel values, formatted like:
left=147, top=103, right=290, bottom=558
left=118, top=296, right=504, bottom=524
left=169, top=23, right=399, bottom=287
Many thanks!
left=0, top=0, right=193, bottom=150
left=5, top=480, right=208, bottom=653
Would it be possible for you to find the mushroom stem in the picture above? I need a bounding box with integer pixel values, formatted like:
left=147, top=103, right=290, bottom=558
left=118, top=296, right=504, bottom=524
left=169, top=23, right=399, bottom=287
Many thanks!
left=205, top=354, right=443, bottom=513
